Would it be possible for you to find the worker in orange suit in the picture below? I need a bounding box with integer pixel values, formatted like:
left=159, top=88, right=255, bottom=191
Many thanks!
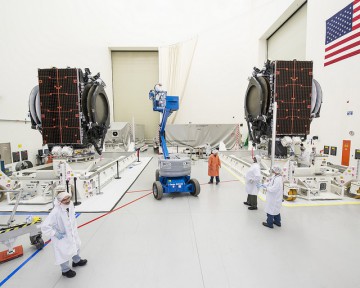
left=208, top=149, right=221, bottom=185
left=46, top=154, right=53, bottom=164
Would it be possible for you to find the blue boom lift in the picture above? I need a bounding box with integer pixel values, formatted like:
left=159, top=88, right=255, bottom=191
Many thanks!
left=149, top=84, right=200, bottom=200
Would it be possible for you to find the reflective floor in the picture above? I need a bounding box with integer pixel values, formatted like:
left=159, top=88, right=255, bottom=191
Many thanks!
left=1, top=150, right=360, bottom=288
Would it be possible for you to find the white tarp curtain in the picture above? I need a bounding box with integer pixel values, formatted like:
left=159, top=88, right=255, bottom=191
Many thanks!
left=159, top=37, right=198, bottom=124
left=105, top=122, right=132, bottom=145
left=135, top=124, right=145, bottom=143
left=165, top=124, right=238, bottom=150
left=105, top=122, right=145, bottom=146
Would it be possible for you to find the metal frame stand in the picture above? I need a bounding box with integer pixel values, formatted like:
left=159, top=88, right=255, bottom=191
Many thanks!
left=114, top=160, right=121, bottom=179
left=66, top=179, right=69, bottom=193
left=0, top=189, right=23, bottom=227
left=271, top=101, right=277, bottom=172
left=73, top=177, right=81, bottom=206
left=136, top=148, right=140, bottom=162
left=96, top=173, right=103, bottom=195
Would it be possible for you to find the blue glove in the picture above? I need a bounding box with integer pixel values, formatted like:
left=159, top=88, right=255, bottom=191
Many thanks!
left=54, top=231, right=65, bottom=240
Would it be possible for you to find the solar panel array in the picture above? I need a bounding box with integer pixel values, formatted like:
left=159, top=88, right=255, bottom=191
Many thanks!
left=38, top=68, right=82, bottom=145
left=274, top=60, right=313, bottom=136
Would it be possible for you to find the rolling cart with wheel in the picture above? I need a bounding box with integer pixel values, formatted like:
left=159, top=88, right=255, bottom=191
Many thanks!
left=0, top=190, right=44, bottom=263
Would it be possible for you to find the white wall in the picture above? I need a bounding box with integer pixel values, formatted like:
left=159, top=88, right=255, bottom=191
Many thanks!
left=267, top=3, right=307, bottom=60
left=306, top=0, right=360, bottom=166
left=0, top=122, right=43, bottom=164
left=1, top=0, right=359, bottom=167
left=0, top=0, right=251, bottom=163
left=175, top=0, right=360, bottom=167
left=174, top=0, right=301, bottom=129
left=0, top=0, right=252, bottom=118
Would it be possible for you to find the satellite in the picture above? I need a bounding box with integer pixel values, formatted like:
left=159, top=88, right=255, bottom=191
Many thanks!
left=28, top=68, right=110, bottom=155
left=244, top=60, right=323, bottom=155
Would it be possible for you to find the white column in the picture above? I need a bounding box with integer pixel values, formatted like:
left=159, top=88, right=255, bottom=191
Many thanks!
left=271, top=101, right=277, bottom=172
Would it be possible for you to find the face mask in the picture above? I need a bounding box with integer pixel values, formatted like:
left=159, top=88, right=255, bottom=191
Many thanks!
left=61, top=202, right=70, bottom=208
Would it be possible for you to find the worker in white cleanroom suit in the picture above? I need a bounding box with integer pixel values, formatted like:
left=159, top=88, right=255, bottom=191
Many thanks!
left=154, top=83, right=163, bottom=92
left=41, top=187, right=87, bottom=278
left=244, top=155, right=262, bottom=210
left=261, top=166, right=284, bottom=228
left=310, top=146, right=317, bottom=165
left=205, top=143, right=212, bottom=157
left=154, top=83, right=166, bottom=107
left=297, top=145, right=311, bottom=167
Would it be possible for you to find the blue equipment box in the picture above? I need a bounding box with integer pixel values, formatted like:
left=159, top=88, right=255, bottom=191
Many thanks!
left=0, top=160, right=4, bottom=173
left=166, top=96, right=179, bottom=111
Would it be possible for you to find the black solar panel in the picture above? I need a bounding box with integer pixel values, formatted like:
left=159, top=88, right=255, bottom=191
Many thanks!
left=274, top=60, right=313, bottom=136
left=12, top=152, right=20, bottom=163
left=21, top=150, right=28, bottom=161
left=38, top=68, right=82, bottom=145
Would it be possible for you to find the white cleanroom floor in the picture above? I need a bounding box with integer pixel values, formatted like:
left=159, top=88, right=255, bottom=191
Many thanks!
left=1, top=150, right=360, bottom=288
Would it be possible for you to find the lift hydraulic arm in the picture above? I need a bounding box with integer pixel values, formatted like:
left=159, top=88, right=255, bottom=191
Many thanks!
left=149, top=85, right=179, bottom=159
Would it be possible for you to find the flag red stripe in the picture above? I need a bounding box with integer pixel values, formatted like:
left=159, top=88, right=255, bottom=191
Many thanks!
left=324, top=49, right=360, bottom=66
left=355, top=0, right=360, bottom=4
left=355, top=5, right=360, bottom=13
left=353, top=23, right=360, bottom=31
left=354, top=14, right=360, bottom=22
left=325, top=40, right=360, bottom=59
left=325, top=31, right=360, bottom=52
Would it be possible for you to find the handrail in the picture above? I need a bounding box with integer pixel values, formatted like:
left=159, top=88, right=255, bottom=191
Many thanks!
left=78, top=153, right=135, bottom=180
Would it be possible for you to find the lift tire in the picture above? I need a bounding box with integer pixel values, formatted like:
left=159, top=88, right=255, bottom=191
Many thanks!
left=153, top=181, right=163, bottom=200
left=35, top=237, right=45, bottom=250
left=189, top=179, right=201, bottom=197
left=155, top=169, right=160, bottom=181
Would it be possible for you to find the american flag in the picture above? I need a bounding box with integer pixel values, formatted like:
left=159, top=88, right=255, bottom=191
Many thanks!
left=324, top=0, right=360, bottom=67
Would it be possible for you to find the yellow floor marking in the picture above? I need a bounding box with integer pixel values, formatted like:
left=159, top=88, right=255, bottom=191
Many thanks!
left=222, top=165, right=245, bottom=184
